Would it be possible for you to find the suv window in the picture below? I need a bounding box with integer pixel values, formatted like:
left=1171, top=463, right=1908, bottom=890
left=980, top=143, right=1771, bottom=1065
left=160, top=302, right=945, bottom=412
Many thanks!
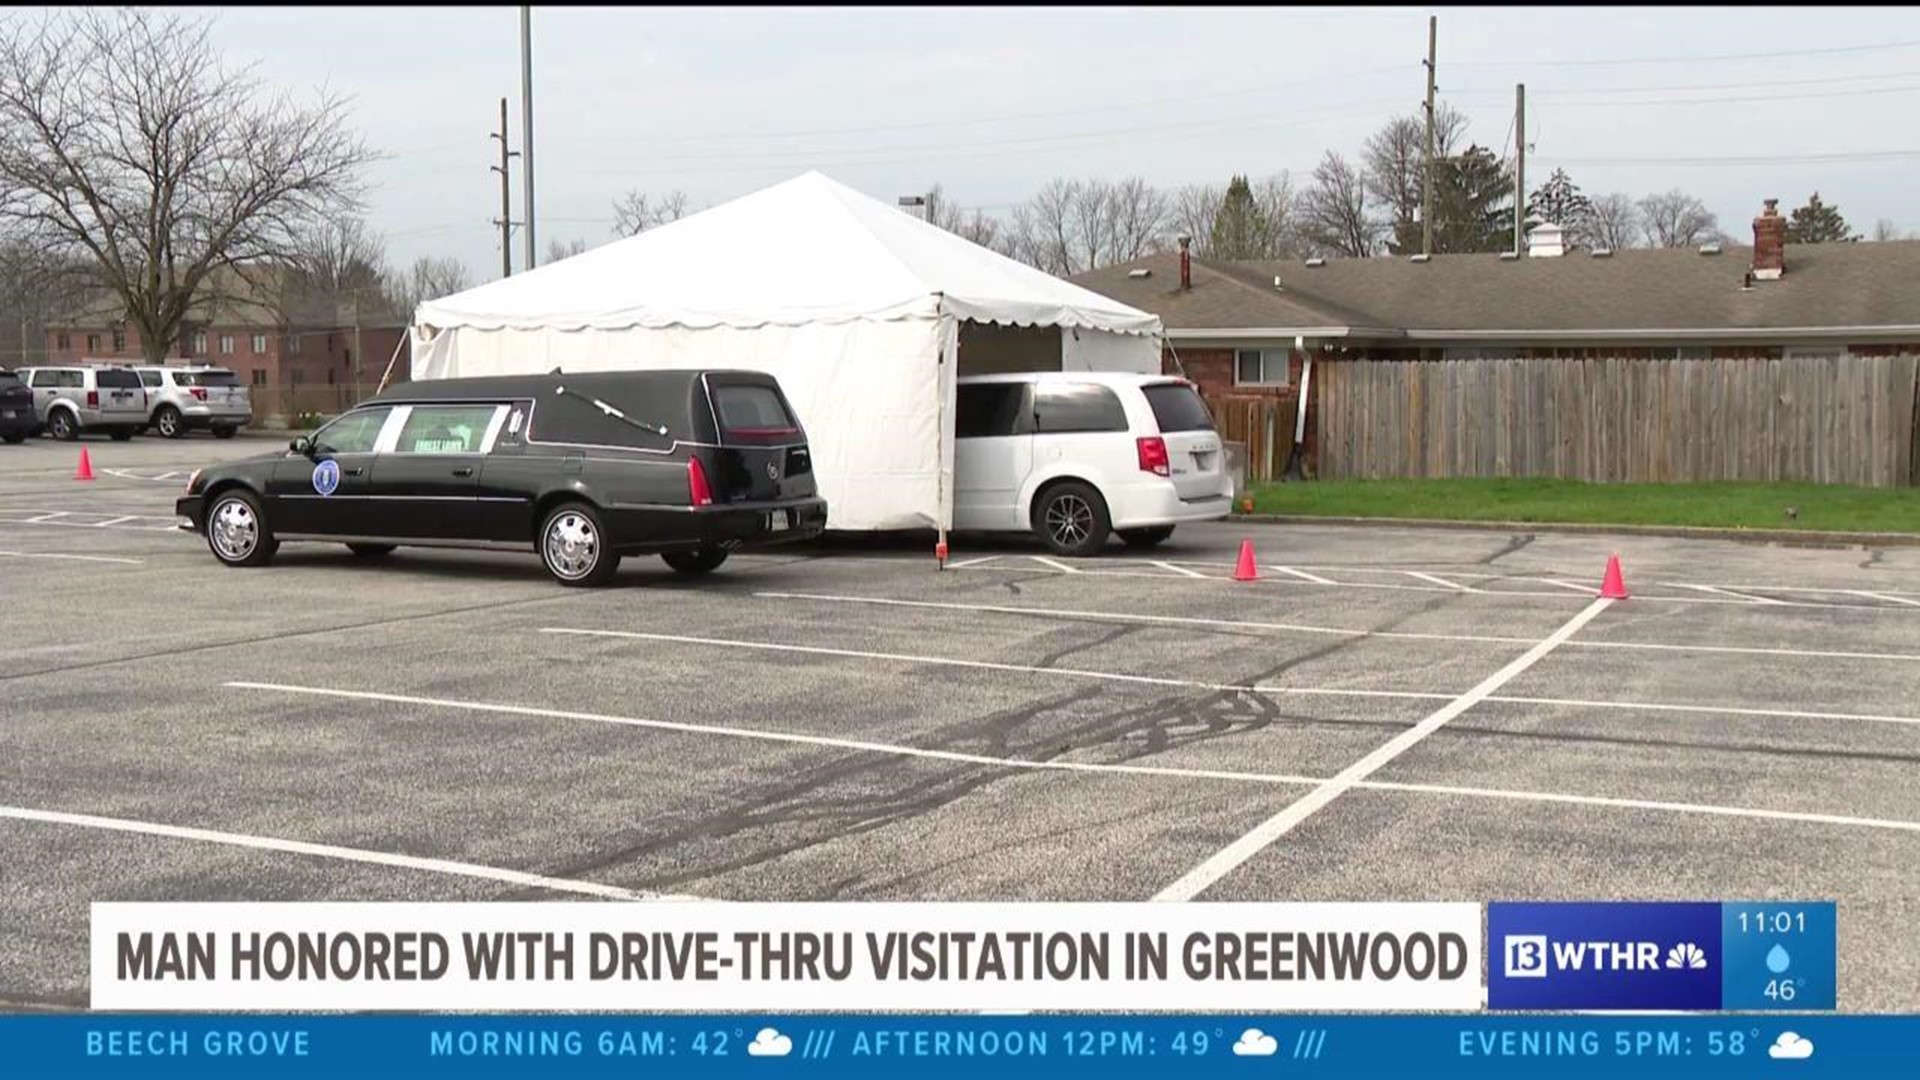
left=393, top=404, right=499, bottom=454
left=0, top=370, right=21, bottom=388
left=1032, top=383, right=1127, bottom=434
left=712, top=383, right=798, bottom=436
left=311, top=407, right=390, bottom=454
left=177, top=370, right=240, bottom=387
left=1141, top=383, right=1215, bottom=433
left=32, top=370, right=79, bottom=388
left=956, top=383, right=1029, bottom=439
left=95, top=369, right=141, bottom=389
left=139, top=370, right=164, bottom=388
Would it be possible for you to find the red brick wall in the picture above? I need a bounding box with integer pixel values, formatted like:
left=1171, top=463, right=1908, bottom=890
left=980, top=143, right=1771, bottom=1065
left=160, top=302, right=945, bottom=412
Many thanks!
left=1168, top=346, right=1318, bottom=476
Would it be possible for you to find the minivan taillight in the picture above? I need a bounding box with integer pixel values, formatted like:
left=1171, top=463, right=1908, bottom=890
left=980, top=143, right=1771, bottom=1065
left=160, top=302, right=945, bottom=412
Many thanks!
left=687, top=456, right=714, bottom=507
left=86, top=389, right=99, bottom=407
left=1136, top=436, right=1170, bottom=477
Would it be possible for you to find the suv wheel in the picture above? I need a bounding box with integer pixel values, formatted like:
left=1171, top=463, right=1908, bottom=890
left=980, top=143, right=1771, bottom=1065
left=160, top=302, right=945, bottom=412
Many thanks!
left=1034, top=481, right=1111, bottom=557
left=46, top=409, right=77, bottom=441
left=539, top=502, right=621, bottom=587
left=661, top=546, right=730, bottom=577
left=1118, top=526, right=1176, bottom=548
left=207, top=490, right=278, bottom=568
left=155, top=405, right=186, bottom=438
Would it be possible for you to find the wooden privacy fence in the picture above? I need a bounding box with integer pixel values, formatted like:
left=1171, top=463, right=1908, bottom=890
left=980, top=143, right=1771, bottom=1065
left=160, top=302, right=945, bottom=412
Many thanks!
left=1205, top=395, right=1295, bottom=482
left=1315, top=354, right=1920, bottom=487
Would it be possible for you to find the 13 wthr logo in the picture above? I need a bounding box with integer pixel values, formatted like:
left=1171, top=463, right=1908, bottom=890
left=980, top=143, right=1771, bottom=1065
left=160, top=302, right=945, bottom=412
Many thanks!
left=1489, top=903, right=1722, bottom=1010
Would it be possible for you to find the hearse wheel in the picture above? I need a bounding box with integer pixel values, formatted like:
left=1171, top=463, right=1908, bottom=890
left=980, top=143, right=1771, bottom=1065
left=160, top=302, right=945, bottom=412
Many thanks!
left=661, top=545, right=730, bottom=577
left=207, top=489, right=279, bottom=568
left=540, top=501, right=621, bottom=587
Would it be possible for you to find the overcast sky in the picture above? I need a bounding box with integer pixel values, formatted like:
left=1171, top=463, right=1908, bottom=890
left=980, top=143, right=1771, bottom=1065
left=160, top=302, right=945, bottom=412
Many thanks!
left=187, top=5, right=1920, bottom=280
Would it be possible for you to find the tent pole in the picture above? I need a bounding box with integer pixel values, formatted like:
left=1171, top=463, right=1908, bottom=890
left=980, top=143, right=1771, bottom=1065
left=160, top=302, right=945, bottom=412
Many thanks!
left=374, top=332, right=409, bottom=395
left=935, top=304, right=952, bottom=570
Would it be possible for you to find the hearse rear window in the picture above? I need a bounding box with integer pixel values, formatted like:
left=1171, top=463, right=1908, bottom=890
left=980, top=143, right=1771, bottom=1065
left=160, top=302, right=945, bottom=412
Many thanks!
left=712, top=383, right=797, bottom=437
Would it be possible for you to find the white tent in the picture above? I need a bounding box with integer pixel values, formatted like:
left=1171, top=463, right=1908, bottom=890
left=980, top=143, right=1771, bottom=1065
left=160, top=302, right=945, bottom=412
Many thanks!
left=410, top=171, right=1162, bottom=531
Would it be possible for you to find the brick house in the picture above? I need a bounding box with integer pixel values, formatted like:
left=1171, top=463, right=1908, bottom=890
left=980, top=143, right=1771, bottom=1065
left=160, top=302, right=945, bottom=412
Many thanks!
left=1070, top=200, right=1920, bottom=475
left=43, top=268, right=410, bottom=421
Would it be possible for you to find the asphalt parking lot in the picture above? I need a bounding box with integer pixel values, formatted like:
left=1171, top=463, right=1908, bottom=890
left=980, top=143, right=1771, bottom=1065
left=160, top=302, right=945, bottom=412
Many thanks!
left=4, top=431, right=1919, bottom=1010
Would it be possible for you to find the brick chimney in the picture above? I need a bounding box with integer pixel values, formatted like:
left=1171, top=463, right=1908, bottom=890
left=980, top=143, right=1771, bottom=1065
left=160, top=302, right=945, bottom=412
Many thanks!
left=1177, top=235, right=1192, bottom=290
left=1752, top=198, right=1786, bottom=280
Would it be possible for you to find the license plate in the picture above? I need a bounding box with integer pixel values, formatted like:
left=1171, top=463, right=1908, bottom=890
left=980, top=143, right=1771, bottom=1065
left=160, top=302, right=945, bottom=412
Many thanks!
left=113, top=391, right=130, bottom=401
left=767, top=510, right=790, bottom=533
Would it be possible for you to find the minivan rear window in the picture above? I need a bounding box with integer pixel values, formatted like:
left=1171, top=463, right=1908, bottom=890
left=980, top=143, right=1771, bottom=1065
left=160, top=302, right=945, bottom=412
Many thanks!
left=177, top=370, right=240, bottom=387
left=712, top=383, right=798, bottom=438
left=1141, top=383, right=1215, bottom=433
left=94, top=369, right=141, bottom=389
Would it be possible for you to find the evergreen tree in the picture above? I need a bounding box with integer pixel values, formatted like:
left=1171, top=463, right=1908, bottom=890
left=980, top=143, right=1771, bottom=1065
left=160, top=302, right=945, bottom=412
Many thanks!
left=1784, top=192, right=1861, bottom=243
left=1529, top=168, right=1595, bottom=245
left=1430, top=145, right=1514, bottom=253
left=1209, top=175, right=1272, bottom=260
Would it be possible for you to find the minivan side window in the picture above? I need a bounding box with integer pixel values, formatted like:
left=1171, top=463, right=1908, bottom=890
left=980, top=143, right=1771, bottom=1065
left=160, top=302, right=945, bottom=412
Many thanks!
left=391, top=404, right=502, bottom=454
left=1032, top=383, right=1127, bottom=434
left=956, top=384, right=1029, bottom=439
left=311, top=407, right=391, bottom=455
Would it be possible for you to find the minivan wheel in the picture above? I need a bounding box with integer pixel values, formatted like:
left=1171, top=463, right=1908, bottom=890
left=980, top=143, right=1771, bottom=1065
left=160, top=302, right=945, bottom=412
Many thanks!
left=46, top=410, right=77, bottom=441
left=661, top=546, right=729, bottom=577
left=540, top=502, right=621, bottom=587
left=1034, top=481, right=1111, bottom=557
left=1118, top=525, right=1176, bottom=548
left=155, top=405, right=186, bottom=438
left=207, top=489, right=278, bottom=568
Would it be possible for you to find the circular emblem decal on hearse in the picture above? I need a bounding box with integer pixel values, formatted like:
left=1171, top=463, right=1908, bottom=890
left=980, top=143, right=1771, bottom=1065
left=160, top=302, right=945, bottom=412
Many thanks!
left=766, top=461, right=779, bottom=480
left=312, top=459, right=341, bottom=497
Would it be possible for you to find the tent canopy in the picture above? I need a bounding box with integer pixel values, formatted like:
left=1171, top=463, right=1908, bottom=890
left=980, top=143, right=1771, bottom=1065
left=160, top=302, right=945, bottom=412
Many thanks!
left=414, top=171, right=1160, bottom=336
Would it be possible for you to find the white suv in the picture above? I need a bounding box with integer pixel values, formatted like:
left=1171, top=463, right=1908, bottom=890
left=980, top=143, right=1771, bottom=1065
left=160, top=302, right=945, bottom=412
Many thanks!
left=134, top=365, right=251, bottom=438
left=953, top=372, right=1232, bottom=556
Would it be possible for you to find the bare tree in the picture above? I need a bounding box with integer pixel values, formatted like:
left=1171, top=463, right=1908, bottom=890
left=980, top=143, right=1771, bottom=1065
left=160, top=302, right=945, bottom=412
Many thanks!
left=1363, top=103, right=1466, bottom=253
left=545, top=237, right=588, bottom=263
left=1253, top=172, right=1304, bottom=258
left=1105, top=177, right=1170, bottom=262
left=1586, top=192, right=1641, bottom=251
left=1871, top=218, right=1909, bottom=242
left=1298, top=151, right=1381, bottom=258
left=1170, top=183, right=1222, bottom=256
left=1636, top=190, right=1722, bottom=248
left=0, top=10, right=376, bottom=365
left=610, top=190, right=691, bottom=237
left=385, top=255, right=471, bottom=316
left=920, top=184, right=1013, bottom=253
left=281, top=216, right=395, bottom=325
left=1008, top=178, right=1084, bottom=275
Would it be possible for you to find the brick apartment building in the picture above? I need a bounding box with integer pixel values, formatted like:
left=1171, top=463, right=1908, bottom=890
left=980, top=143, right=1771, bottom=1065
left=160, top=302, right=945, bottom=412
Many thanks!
left=42, top=268, right=409, bottom=421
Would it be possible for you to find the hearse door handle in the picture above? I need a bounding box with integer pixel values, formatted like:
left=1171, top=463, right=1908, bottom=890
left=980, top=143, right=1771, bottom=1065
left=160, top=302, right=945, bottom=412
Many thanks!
left=344, top=466, right=364, bottom=477
left=451, top=467, right=474, bottom=477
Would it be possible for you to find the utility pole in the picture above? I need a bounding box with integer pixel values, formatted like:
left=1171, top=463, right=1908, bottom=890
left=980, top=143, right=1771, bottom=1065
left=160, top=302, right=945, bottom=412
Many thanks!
left=521, top=5, right=537, bottom=270
left=1514, top=83, right=1526, bottom=256
left=490, top=97, right=519, bottom=278
left=1422, top=14, right=1437, bottom=257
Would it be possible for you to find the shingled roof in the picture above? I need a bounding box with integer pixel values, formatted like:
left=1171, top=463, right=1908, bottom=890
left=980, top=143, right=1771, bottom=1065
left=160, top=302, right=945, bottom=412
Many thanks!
left=1070, top=241, right=1920, bottom=343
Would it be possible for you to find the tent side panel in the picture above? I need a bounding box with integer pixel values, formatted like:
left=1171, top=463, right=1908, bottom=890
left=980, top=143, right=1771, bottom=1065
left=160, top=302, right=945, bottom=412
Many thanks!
left=1062, top=329, right=1160, bottom=374
left=413, top=320, right=946, bottom=531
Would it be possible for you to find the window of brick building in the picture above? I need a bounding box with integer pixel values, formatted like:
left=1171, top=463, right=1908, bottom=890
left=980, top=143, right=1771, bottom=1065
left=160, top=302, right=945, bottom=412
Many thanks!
left=86, top=333, right=100, bottom=353
left=252, top=333, right=267, bottom=354
left=1233, top=348, right=1292, bottom=387
left=219, top=334, right=234, bottom=354
left=251, top=369, right=268, bottom=386
left=193, top=331, right=208, bottom=354
left=55, top=333, right=69, bottom=350
left=112, top=330, right=125, bottom=353
left=288, top=333, right=301, bottom=355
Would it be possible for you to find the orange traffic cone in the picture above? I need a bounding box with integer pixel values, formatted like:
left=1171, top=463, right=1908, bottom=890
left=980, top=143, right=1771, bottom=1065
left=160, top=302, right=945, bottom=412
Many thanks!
left=74, top=447, right=94, bottom=481
left=1233, top=539, right=1259, bottom=582
left=1599, top=553, right=1629, bottom=600
left=934, top=538, right=949, bottom=569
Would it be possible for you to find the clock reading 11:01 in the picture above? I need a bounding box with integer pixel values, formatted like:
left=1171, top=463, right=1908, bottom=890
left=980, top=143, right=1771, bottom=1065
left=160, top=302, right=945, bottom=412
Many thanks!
left=1735, top=911, right=1807, bottom=935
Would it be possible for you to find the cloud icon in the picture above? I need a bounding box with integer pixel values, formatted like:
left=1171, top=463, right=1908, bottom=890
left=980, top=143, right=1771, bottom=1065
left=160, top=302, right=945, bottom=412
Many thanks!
left=1665, top=942, right=1707, bottom=970
left=1232, top=1029, right=1278, bottom=1057
left=1769, top=1032, right=1814, bottom=1060
left=747, top=1029, right=793, bottom=1057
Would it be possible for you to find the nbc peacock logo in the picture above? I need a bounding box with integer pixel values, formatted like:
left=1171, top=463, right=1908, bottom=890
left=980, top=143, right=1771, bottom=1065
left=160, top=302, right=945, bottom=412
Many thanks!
left=1664, top=942, right=1708, bottom=970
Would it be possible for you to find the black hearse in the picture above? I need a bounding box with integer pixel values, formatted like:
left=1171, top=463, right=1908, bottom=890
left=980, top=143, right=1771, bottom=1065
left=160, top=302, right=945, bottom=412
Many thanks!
left=176, top=370, right=827, bottom=586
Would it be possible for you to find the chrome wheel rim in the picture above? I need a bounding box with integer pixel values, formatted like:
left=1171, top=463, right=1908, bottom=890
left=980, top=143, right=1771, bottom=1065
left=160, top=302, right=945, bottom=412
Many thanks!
left=1045, top=494, right=1094, bottom=549
left=51, top=414, right=72, bottom=438
left=545, top=511, right=599, bottom=579
left=210, top=498, right=258, bottom=561
left=158, top=410, right=178, bottom=436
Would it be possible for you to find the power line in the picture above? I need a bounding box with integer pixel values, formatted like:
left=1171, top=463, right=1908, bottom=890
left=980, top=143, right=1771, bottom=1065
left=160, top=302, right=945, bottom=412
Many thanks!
left=1555, top=148, right=1920, bottom=167
left=1451, top=37, right=1920, bottom=68
left=1455, top=67, right=1920, bottom=97
left=1533, top=81, right=1920, bottom=109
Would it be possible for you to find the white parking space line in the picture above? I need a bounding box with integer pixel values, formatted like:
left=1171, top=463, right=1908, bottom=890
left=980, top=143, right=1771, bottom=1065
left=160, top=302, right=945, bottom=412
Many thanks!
left=1029, top=556, right=1081, bottom=574
left=542, top=626, right=1920, bottom=729
left=1676, top=583, right=1786, bottom=605
left=1153, top=598, right=1615, bottom=902
left=24, top=512, right=69, bottom=523
left=1268, top=566, right=1337, bottom=585
left=945, top=556, right=1001, bottom=570
left=1152, top=560, right=1210, bottom=579
left=1405, top=571, right=1474, bottom=592
left=92, top=516, right=137, bottom=528
left=0, top=805, right=687, bottom=902
left=1854, top=591, right=1920, bottom=608
left=1543, top=578, right=1601, bottom=595
left=756, top=591, right=1920, bottom=661
left=225, top=682, right=1920, bottom=847
left=0, top=550, right=144, bottom=565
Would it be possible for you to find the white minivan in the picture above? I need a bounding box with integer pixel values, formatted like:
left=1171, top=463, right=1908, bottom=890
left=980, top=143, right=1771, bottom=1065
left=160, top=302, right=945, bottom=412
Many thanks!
left=953, top=371, right=1233, bottom=556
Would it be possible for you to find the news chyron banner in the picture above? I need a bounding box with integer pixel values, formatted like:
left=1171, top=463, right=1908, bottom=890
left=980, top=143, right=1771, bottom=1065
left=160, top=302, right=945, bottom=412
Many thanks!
left=91, top=901, right=1481, bottom=1012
